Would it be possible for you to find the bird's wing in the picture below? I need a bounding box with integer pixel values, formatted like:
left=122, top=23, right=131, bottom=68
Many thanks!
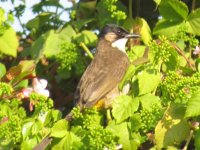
left=75, top=49, right=129, bottom=108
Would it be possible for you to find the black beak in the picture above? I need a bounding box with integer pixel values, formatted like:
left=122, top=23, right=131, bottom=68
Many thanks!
left=125, top=33, right=140, bottom=38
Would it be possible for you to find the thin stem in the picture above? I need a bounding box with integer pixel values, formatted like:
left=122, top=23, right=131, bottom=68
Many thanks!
left=182, top=129, right=194, bottom=150
left=129, top=0, right=133, bottom=19
left=170, top=42, right=195, bottom=70
left=80, top=42, right=94, bottom=59
left=192, top=0, right=196, bottom=11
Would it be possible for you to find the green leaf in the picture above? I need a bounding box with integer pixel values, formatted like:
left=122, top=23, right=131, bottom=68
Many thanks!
left=140, top=18, right=152, bottom=45
left=0, top=27, right=18, bottom=57
left=30, top=25, right=76, bottom=59
left=32, top=120, right=43, bottom=135
left=185, top=92, right=200, bottom=118
left=75, top=30, right=97, bottom=47
left=119, top=65, right=136, bottom=90
left=153, top=19, right=184, bottom=37
left=51, top=131, right=82, bottom=150
left=155, top=104, right=190, bottom=149
left=139, top=93, right=161, bottom=110
left=21, top=141, right=32, bottom=150
left=137, top=69, right=161, bottom=95
left=162, top=47, right=179, bottom=72
left=112, top=95, right=139, bottom=123
left=22, top=121, right=34, bottom=139
left=50, top=119, right=69, bottom=138
left=154, top=0, right=161, bottom=6
left=186, top=8, right=200, bottom=35
left=195, top=129, right=200, bottom=150
left=26, top=12, right=52, bottom=30
left=107, top=121, right=141, bottom=150
left=159, top=0, right=188, bottom=21
left=0, top=63, right=6, bottom=79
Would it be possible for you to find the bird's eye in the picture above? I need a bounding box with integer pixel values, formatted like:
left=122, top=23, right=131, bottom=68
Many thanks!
left=117, top=30, right=121, bottom=34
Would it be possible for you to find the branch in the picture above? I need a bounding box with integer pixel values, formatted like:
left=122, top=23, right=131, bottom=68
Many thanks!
left=170, top=42, right=195, bottom=70
left=80, top=42, right=94, bottom=59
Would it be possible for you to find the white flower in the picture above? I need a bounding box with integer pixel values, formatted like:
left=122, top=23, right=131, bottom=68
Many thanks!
left=21, top=78, right=50, bottom=98
left=193, top=46, right=200, bottom=55
left=32, top=78, right=49, bottom=97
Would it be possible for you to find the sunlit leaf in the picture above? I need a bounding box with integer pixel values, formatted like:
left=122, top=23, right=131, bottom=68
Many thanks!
left=139, top=93, right=161, bottom=110
left=159, top=0, right=188, bottom=21
left=75, top=30, right=97, bottom=47
left=107, top=121, right=141, bottom=150
left=185, top=92, right=200, bottom=118
left=153, top=19, right=184, bottom=37
left=137, top=69, right=161, bottom=95
left=0, top=27, right=18, bottom=57
left=50, top=119, right=69, bottom=138
left=0, top=63, right=6, bottom=79
left=186, top=8, right=200, bottom=35
left=155, top=104, right=190, bottom=149
left=112, top=95, right=139, bottom=123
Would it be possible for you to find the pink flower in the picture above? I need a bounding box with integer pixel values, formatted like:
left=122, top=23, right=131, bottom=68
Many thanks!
left=32, top=78, right=49, bottom=97
left=21, top=78, right=50, bottom=98
left=193, top=46, right=200, bottom=55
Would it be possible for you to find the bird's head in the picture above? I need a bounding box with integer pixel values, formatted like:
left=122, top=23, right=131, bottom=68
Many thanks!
left=99, top=24, right=140, bottom=52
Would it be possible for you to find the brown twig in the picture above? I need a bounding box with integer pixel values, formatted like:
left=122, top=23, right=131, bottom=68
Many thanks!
left=170, top=42, right=195, bottom=70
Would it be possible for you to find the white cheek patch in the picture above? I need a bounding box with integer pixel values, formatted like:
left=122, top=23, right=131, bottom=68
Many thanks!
left=111, top=38, right=128, bottom=53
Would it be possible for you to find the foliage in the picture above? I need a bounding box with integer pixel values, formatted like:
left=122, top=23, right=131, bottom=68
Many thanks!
left=0, top=0, right=200, bottom=149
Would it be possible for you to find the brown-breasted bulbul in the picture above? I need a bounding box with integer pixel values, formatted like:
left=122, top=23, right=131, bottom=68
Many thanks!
left=33, top=24, right=140, bottom=150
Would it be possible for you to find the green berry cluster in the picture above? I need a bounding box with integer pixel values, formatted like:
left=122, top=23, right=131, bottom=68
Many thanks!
left=56, top=42, right=85, bottom=77
left=139, top=104, right=162, bottom=133
left=0, top=99, right=26, bottom=146
left=29, top=92, right=53, bottom=111
left=170, top=27, right=199, bottom=48
left=71, top=107, right=117, bottom=150
left=101, top=0, right=126, bottom=21
left=0, top=82, right=13, bottom=97
left=0, top=115, right=22, bottom=145
left=161, top=71, right=200, bottom=104
left=149, top=35, right=174, bottom=65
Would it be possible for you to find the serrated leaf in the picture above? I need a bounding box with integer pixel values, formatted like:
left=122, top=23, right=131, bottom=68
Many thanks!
left=0, top=63, right=6, bottom=79
left=155, top=104, right=190, bottom=149
left=185, top=92, right=200, bottom=118
left=50, top=119, right=69, bottom=138
left=30, top=25, right=76, bottom=59
left=51, top=131, right=82, bottom=150
left=139, top=93, right=161, bottom=110
left=159, top=0, right=188, bottom=21
left=112, top=95, right=139, bottom=123
left=137, top=69, right=161, bottom=95
left=107, top=121, right=141, bottom=150
left=153, top=19, right=184, bottom=37
left=186, top=8, right=200, bottom=35
left=75, top=30, right=97, bottom=47
left=0, top=27, right=18, bottom=57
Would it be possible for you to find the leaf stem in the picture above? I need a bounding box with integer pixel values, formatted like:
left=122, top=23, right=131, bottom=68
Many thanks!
left=129, top=0, right=133, bottom=19
left=192, top=0, right=196, bottom=11
left=170, top=42, right=195, bottom=70
left=80, top=42, right=94, bottom=59
left=182, top=129, right=194, bottom=150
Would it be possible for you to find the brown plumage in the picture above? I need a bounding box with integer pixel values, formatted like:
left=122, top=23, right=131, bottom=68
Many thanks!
left=33, top=24, right=140, bottom=150
left=74, top=39, right=129, bottom=108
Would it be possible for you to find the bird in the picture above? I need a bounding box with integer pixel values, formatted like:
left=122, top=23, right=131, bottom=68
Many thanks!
left=33, top=24, right=140, bottom=150
left=73, top=24, right=140, bottom=110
